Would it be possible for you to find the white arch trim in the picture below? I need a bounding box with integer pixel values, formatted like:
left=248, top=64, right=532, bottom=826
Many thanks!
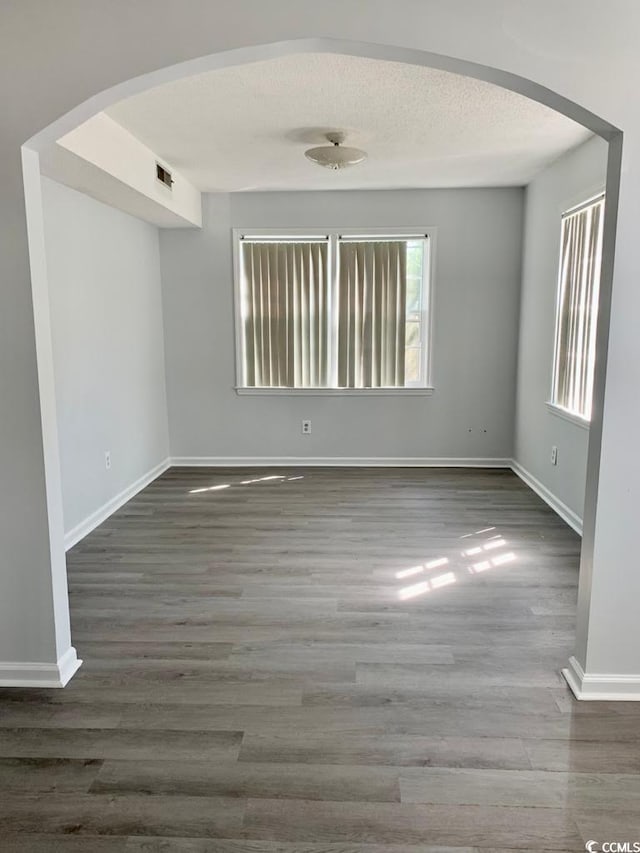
left=25, top=38, right=620, bottom=152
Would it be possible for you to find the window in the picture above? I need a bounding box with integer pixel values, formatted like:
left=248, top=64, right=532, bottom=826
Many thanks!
left=234, top=230, right=432, bottom=392
left=550, top=194, right=605, bottom=421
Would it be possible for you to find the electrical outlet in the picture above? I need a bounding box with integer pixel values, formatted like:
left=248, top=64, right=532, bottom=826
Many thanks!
left=301, top=419, right=312, bottom=435
left=105, top=450, right=111, bottom=470
left=551, top=446, right=558, bottom=466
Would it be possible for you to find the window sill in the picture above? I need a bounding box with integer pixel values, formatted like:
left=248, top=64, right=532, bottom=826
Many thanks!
left=546, top=402, right=590, bottom=430
left=235, top=386, right=435, bottom=397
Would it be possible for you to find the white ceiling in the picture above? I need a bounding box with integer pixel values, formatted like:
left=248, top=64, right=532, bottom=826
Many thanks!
left=105, top=52, right=592, bottom=192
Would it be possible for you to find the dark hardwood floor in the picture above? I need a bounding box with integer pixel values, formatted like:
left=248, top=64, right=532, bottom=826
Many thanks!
left=1, top=467, right=639, bottom=851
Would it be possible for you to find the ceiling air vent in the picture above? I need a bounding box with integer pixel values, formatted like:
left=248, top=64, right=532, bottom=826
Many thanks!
left=156, top=163, right=174, bottom=189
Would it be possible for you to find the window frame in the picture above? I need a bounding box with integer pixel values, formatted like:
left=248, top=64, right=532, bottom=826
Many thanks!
left=548, top=191, right=605, bottom=425
left=232, top=226, right=436, bottom=396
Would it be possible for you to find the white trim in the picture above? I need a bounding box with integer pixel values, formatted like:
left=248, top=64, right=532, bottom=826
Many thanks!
left=64, top=457, right=171, bottom=550
left=423, top=231, right=436, bottom=389
left=510, top=460, right=583, bottom=535
left=232, top=227, right=244, bottom=391
left=65, top=456, right=587, bottom=556
left=0, top=647, right=82, bottom=688
left=562, top=655, right=640, bottom=701
left=61, top=454, right=583, bottom=540
left=556, top=183, right=607, bottom=224
left=235, top=386, right=435, bottom=396
left=561, top=190, right=606, bottom=220
left=233, top=227, right=435, bottom=238
left=545, top=401, right=590, bottom=430
left=232, top=226, right=437, bottom=391
left=171, top=456, right=512, bottom=468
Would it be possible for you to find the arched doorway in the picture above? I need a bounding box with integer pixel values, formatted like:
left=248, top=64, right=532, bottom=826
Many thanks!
left=20, top=37, right=622, bottom=690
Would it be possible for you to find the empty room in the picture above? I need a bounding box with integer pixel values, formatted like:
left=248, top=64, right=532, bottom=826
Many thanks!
left=2, top=3, right=640, bottom=850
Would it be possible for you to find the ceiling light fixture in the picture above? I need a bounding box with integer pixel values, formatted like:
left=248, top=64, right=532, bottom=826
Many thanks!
left=304, top=132, right=367, bottom=170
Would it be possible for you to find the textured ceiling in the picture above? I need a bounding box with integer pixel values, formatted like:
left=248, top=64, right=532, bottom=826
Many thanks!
left=106, top=52, right=592, bottom=191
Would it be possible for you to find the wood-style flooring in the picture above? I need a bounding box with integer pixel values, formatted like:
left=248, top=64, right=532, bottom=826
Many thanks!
left=1, top=466, right=639, bottom=851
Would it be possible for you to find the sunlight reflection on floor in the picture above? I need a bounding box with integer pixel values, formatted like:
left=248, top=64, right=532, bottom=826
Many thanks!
left=397, top=526, right=515, bottom=600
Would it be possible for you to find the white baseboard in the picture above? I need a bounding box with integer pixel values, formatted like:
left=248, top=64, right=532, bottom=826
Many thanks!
left=0, top=646, right=82, bottom=688
left=64, top=457, right=171, bottom=551
left=170, top=456, right=513, bottom=468
left=62, top=453, right=580, bottom=552
left=562, top=655, right=640, bottom=701
left=510, top=460, right=582, bottom=535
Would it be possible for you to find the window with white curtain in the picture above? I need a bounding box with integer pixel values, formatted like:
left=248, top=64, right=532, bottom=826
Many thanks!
left=550, top=194, right=605, bottom=421
left=234, top=230, right=432, bottom=392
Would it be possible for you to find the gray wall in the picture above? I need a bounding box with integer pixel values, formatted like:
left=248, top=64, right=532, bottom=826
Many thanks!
left=160, top=188, right=524, bottom=461
left=514, top=136, right=608, bottom=521
left=43, top=178, right=170, bottom=537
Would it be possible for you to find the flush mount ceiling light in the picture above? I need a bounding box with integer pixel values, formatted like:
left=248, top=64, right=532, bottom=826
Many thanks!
left=304, top=132, right=367, bottom=170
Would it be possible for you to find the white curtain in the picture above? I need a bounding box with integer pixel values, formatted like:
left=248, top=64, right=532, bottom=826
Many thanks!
left=241, top=241, right=329, bottom=387
left=553, top=199, right=604, bottom=417
left=337, top=240, right=407, bottom=387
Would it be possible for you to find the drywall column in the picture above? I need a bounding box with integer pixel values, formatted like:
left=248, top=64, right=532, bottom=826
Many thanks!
left=0, top=147, right=80, bottom=687
left=563, top=137, right=640, bottom=700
